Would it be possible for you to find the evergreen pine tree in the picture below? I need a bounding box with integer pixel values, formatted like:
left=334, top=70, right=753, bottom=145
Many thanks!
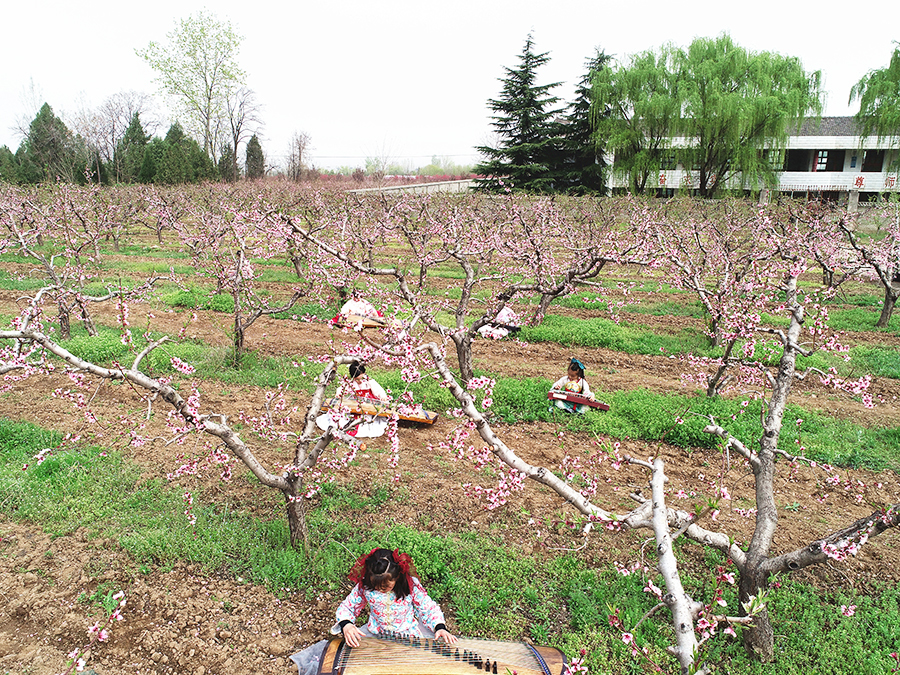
left=0, top=146, right=20, bottom=183
left=115, top=113, right=150, bottom=183
left=474, top=34, right=564, bottom=193
left=139, top=138, right=166, bottom=183
left=18, top=103, right=78, bottom=183
left=556, top=49, right=611, bottom=194
left=218, top=143, right=238, bottom=182
left=245, top=134, right=265, bottom=180
left=157, top=123, right=190, bottom=184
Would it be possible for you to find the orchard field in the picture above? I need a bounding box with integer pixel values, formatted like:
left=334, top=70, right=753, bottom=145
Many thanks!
left=0, top=183, right=898, bottom=675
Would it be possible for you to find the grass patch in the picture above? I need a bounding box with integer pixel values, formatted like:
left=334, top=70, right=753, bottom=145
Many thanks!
left=519, top=314, right=709, bottom=356
left=829, top=306, right=900, bottom=333
left=851, top=345, right=900, bottom=379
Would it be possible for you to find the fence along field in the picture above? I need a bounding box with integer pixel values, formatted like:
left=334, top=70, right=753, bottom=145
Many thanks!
left=0, top=182, right=898, bottom=674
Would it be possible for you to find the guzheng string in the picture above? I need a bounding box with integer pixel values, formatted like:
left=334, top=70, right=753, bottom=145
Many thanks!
left=337, top=635, right=548, bottom=674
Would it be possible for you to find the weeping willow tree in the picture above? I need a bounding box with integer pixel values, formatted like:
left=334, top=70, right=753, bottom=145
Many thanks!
left=851, top=45, right=900, bottom=169
left=592, top=46, right=681, bottom=194
left=595, top=34, right=823, bottom=198
left=675, top=35, right=822, bottom=198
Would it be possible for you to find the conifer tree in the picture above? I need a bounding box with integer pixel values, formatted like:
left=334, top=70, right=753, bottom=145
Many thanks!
left=18, top=103, right=78, bottom=183
left=0, top=146, right=20, bottom=183
left=245, top=134, right=265, bottom=179
left=115, top=113, right=150, bottom=183
left=139, top=138, right=165, bottom=184
left=474, top=34, right=563, bottom=193
left=218, top=143, right=238, bottom=182
left=556, top=49, right=611, bottom=194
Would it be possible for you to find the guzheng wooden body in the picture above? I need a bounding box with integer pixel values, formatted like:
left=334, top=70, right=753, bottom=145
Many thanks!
left=322, top=397, right=439, bottom=425
left=333, top=313, right=408, bottom=331
left=547, top=390, right=610, bottom=411
left=337, top=313, right=390, bottom=329
left=318, top=633, right=566, bottom=675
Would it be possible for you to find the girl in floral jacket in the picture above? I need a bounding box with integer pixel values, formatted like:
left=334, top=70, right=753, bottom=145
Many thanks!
left=333, top=548, right=457, bottom=647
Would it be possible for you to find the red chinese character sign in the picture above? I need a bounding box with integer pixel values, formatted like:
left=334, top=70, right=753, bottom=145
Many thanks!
left=854, top=175, right=865, bottom=189
left=887, top=175, right=897, bottom=189
left=659, top=173, right=667, bottom=186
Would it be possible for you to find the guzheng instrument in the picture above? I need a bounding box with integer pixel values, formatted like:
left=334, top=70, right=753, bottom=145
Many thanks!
left=332, top=313, right=408, bottom=331
left=547, top=390, right=609, bottom=411
left=322, top=396, right=439, bottom=425
left=335, top=313, right=390, bottom=329
left=318, top=633, right=566, bottom=675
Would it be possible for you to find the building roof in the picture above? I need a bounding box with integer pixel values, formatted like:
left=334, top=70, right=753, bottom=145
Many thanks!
left=795, top=116, right=859, bottom=136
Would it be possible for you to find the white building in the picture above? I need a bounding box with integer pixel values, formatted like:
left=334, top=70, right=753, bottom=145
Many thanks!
left=611, top=116, right=899, bottom=208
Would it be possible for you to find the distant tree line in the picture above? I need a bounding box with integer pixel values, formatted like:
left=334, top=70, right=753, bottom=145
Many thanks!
left=0, top=104, right=267, bottom=186
left=0, top=11, right=277, bottom=187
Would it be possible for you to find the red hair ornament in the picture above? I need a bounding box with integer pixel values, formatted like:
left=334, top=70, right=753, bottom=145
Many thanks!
left=346, top=548, right=417, bottom=587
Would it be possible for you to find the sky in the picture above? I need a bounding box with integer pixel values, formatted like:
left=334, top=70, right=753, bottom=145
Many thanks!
left=1, top=1, right=897, bottom=172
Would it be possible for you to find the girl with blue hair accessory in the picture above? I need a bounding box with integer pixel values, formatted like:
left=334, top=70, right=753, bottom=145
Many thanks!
left=549, top=357, right=596, bottom=414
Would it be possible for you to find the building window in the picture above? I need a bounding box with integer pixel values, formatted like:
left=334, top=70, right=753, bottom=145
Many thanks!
left=784, top=149, right=811, bottom=171
left=815, top=150, right=845, bottom=172
left=862, top=150, right=885, bottom=172
left=658, top=151, right=678, bottom=170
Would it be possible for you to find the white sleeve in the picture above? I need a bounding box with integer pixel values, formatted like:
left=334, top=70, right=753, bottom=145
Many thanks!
left=580, top=379, right=593, bottom=397
left=368, top=378, right=390, bottom=402
left=550, top=376, right=568, bottom=390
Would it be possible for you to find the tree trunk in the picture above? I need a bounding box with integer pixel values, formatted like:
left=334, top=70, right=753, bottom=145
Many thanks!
left=453, top=333, right=474, bottom=384
left=285, top=488, right=308, bottom=552
left=233, top=290, right=244, bottom=365
left=532, top=294, right=554, bottom=326
left=233, top=322, right=244, bottom=365
left=875, top=286, right=897, bottom=328
left=705, top=339, right=736, bottom=397
left=58, top=299, right=71, bottom=340
left=75, top=299, right=97, bottom=337
left=739, top=568, right=775, bottom=661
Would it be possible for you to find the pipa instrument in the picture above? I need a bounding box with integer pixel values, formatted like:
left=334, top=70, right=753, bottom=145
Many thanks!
left=322, top=396, right=439, bottom=425
left=318, top=633, right=566, bottom=675
left=547, top=391, right=609, bottom=411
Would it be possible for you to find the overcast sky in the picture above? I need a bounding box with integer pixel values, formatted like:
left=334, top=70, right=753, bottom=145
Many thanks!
left=1, top=1, right=897, bottom=171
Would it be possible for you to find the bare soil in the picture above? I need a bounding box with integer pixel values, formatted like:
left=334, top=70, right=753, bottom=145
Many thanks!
left=0, top=279, right=898, bottom=675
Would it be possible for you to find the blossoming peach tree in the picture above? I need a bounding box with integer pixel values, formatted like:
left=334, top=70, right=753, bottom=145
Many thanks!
left=282, top=190, right=655, bottom=384
left=0, top=183, right=168, bottom=341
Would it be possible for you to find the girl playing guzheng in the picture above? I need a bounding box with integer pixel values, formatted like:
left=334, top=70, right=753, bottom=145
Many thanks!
left=333, top=548, right=458, bottom=647
left=549, top=357, right=596, bottom=414
left=316, top=361, right=391, bottom=438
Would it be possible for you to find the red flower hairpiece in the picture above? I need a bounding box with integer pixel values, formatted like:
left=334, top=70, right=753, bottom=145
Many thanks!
left=347, top=547, right=378, bottom=586
left=346, top=548, right=417, bottom=587
left=393, top=549, right=412, bottom=576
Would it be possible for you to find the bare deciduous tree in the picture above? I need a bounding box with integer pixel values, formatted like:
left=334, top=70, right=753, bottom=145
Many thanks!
left=286, top=131, right=312, bottom=182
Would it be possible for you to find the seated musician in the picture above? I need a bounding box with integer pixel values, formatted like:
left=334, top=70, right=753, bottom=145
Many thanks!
left=333, top=548, right=458, bottom=647
left=316, top=361, right=390, bottom=438
left=477, top=306, right=520, bottom=340
left=289, top=548, right=457, bottom=675
left=331, top=290, right=384, bottom=326
left=549, top=357, right=596, bottom=414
